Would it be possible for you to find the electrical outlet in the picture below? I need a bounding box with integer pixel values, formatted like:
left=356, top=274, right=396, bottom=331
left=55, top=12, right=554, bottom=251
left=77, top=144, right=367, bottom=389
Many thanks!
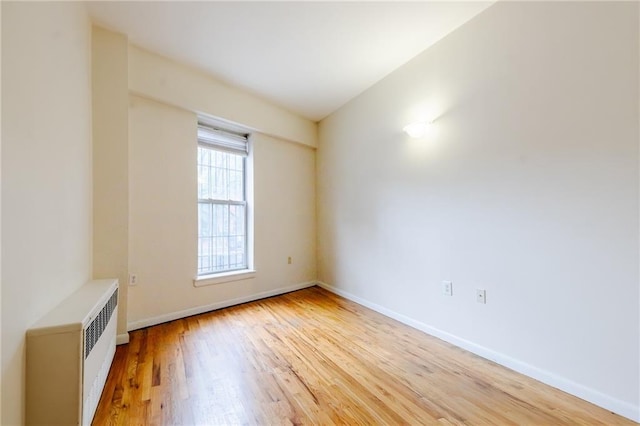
left=287, top=256, right=292, bottom=264
left=129, top=274, right=138, bottom=286
left=442, top=281, right=453, bottom=296
left=476, top=289, right=486, bottom=304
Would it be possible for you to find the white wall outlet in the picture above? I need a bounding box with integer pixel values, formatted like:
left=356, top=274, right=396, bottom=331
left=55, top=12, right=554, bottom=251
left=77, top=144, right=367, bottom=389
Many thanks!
left=129, top=274, right=138, bottom=286
left=476, top=289, right=486, bottom=304
left=442, top=281, right=453, bottom=296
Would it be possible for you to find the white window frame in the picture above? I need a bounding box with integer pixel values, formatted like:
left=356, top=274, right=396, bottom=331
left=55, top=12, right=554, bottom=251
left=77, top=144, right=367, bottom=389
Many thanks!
left=194, top=121, right=255, bottom=287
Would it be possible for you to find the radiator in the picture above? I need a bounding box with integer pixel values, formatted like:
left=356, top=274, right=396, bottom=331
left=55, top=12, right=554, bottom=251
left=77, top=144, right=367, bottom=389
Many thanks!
left=26, top=279, right=119, bottom=426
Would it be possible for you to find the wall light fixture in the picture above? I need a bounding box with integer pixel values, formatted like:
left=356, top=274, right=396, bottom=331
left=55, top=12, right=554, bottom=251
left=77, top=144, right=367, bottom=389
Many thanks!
left=403, top=121, right=432, bottom=138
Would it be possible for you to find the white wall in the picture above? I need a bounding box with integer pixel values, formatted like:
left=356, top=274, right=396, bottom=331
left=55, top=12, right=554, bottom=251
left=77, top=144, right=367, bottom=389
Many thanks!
left=252, top=133, right=317, bottom=287
left=85, top=29, right=318, bottom=335
left=129, top=45, right=317, bottom=148
left=127, top=96, right=316, bottom=328
left=318, top=1, right=639, bottom=421
left=127, top=95, right=198, bottom=324
left=1, top=2, right=93, bottom=424
left=0, top=2, right=4, bottom=420
left=92, top=26, right=130, bottom=342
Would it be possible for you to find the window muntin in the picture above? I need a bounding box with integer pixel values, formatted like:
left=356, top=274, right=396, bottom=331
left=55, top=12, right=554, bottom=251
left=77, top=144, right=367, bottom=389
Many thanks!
left=197, top=125, right=249, bottom=276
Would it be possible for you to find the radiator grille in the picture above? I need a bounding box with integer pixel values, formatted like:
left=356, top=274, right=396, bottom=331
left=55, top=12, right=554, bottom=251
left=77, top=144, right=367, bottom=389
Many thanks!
left=84, top=288, right=118, bottom=359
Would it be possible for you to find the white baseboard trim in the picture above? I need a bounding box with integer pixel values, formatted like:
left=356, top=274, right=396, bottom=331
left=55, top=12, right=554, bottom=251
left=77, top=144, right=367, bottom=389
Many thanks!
left=316, top=281, right=640, bottom=423
left=116, top=333, right=130, bottom=345
left=127, top=281, right=316, bottom=331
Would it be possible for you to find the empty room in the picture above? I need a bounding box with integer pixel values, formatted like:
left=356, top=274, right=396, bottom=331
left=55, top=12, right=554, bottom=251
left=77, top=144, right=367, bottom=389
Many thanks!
left=2, top=1, right=639, bottom=425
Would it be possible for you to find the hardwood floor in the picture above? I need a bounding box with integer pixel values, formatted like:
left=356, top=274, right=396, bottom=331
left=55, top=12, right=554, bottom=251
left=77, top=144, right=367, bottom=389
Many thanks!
left=93, top=286, right=634, bottom=425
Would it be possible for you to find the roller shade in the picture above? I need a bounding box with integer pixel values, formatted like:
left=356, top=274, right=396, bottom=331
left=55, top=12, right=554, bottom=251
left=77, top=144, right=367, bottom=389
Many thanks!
left=197, top=123, right=248, bottom=155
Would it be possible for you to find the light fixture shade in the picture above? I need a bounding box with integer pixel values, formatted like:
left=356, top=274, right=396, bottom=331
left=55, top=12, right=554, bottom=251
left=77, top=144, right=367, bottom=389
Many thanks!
left=403, top=121, right=430, bottom=138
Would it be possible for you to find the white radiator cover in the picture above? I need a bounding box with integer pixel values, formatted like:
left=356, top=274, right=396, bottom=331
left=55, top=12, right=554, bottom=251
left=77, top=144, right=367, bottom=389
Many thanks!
left=26, top=279, right=119, bottom=426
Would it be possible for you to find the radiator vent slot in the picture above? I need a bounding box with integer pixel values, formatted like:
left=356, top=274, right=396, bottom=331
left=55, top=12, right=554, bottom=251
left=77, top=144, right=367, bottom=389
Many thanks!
left=84, top=288, right=118, bottom=359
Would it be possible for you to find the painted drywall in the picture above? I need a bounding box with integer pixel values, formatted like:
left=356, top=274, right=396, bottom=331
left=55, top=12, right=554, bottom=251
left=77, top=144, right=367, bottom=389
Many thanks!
left=92, top=26, right=130, bottom=342
left=88, top=26, right=317, bottom=333
left=1, top=2, right=93, bottom=424
left=318, top=1, right=639, bottom=421
left=127, top=95, right=316, bottom=327
left=252, top=132, right=317, bottom=286
left=129, top=45, right=317, bottom=148
left=0, top=2, right=3, bottom=420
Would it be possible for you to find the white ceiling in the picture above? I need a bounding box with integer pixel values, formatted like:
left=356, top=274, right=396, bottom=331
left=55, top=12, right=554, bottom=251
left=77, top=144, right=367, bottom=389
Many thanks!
left=87, top=1, right=494, bottom=122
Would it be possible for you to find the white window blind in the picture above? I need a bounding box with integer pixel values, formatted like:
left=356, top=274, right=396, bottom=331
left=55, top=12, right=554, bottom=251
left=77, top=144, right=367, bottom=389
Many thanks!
left=197, top=124, right=248, bottom=155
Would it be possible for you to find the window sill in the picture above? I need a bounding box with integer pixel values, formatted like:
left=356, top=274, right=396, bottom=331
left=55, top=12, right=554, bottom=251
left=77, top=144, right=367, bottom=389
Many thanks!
left=193, top=270, right=256, bottom=287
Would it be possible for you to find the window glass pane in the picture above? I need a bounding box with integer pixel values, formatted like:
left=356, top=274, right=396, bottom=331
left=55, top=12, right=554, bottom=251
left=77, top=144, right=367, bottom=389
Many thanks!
left=197, top=144, right=247, bottom=275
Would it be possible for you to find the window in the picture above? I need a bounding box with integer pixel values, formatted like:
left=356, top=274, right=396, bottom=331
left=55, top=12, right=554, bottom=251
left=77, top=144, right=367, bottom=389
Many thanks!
left=197, top=123, right=251, bottom=276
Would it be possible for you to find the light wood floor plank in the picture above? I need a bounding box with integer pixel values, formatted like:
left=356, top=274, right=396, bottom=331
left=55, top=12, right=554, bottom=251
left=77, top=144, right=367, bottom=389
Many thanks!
left=93, top=286, right=635, bottom=425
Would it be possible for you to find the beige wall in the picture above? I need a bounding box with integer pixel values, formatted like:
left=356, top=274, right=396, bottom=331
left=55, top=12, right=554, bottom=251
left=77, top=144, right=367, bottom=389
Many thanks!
left=1, top=18, right=317, bottom=422
left=119, top=39, right=318, bottom=328
left=318, top=1, right=639, bottom=421
left=88, top=28, right=317, bottom=332
left=1, top=3, right=93, bottom=424
left=128, top=96, right=198, bottom=324
left=0, top=2, right=3, bottom=419
left=252, top=133, right=317, bottom=286
left=129, top=45, right=317, bottom=149
left=127, top=96, right=317, bottom=327
left=92, top=27, right=130, bottom=341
